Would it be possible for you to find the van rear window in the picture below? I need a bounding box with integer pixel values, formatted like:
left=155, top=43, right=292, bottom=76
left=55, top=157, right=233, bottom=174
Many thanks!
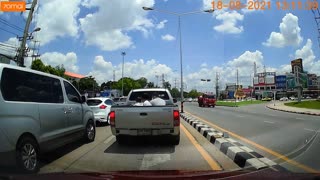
left=1, top=68, right=64, bottom=103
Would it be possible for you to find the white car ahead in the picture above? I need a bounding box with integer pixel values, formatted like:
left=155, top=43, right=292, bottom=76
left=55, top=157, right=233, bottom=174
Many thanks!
left=280, top=97, right=288, bottom=101
left=87, top=97, right=113, bottom=124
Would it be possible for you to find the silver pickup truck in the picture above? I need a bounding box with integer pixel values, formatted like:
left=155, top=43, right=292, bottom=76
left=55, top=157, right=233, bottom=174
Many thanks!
left=109, top=88, right=180, bottom=145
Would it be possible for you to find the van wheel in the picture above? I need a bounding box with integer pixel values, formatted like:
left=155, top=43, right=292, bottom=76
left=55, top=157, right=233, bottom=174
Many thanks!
left=84, top=120, right=95, bottom=142
left=16, top=136, right=39, bottom=174
left=171, top=134, right=180, bottom=145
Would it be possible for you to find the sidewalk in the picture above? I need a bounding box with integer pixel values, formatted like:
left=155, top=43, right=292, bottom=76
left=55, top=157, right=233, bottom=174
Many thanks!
left=266, top=101, right=320, bottom=116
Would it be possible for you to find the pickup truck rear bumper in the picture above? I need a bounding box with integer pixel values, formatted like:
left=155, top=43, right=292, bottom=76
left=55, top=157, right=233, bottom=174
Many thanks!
left=111, top=127, right=180, bottom=136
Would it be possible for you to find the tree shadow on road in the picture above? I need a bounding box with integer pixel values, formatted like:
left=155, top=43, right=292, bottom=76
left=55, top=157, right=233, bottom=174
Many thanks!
left=104, top=136, right=176, bottom=154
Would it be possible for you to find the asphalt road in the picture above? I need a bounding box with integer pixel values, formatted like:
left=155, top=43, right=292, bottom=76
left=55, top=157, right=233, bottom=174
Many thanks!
left=183, top=102, right=320, bottom=173
left=34, top=121, right=238, bottom=174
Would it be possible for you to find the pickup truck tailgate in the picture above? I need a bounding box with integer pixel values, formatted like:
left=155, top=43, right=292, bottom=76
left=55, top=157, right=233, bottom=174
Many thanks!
left=114, top=107, right=174, bottom=129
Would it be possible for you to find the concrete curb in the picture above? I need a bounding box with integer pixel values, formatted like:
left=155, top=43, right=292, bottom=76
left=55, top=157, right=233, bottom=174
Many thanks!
left=180, top=113, right=284, bottom=171
left=266, top=105, right=320, bottom=116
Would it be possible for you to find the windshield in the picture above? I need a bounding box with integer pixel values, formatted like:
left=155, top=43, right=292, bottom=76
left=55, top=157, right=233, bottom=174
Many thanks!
left=1, top=0, right=320, bottom=177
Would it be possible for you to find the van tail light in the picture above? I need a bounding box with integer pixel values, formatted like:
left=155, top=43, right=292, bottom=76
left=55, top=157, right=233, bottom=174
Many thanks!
left=109, top=111, right=115, bottom=126
left=173, top=110, right=180, bottom=126
left=100, top=105, right=107, bottom=109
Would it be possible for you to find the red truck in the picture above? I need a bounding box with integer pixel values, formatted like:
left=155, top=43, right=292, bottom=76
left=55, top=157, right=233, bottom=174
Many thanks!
left=198, top=94, right=216, bottom=107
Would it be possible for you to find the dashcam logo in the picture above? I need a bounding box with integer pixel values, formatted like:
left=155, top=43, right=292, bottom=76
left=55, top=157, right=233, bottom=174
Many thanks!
left=0, top=0, right=26, bottom=12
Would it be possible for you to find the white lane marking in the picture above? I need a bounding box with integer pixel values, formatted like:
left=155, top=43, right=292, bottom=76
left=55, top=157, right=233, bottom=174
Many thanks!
left=104, top=135, right=115, bottom=144
left=140, top=154, right=171, bottom=170
left=296, top=117, right=304, bottom=120
left=269, top=114, right=276, bottom=117
left=263, top=121, right=275, bottom=124
left=304, top=128, right=316, bottom=132
left=236, top=115, right=245, bottom=118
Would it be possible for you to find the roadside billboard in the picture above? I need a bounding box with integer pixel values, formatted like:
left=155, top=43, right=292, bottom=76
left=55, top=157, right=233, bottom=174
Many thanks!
left=286, top=72, right=308, bottom=89
left=275, top=75, right=286, bottom=89
left=308, top=74, right=318, bottom=90
left=291, top=58, right=303, bottom=73
left=254, top=72, right=276, bottom=85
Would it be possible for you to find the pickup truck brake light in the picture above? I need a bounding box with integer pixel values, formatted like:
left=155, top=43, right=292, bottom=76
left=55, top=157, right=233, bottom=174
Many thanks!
left=109, top=111, right=115, bottom=126
left=173, top=110, right=180, bottom=126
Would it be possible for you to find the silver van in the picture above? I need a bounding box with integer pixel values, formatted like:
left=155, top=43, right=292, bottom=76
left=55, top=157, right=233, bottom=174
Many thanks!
left=0, top=64, right=95, bottom=173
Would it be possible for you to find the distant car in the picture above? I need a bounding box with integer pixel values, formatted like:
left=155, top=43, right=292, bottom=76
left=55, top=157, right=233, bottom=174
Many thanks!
left=113, top=96, right=127, bottom=106
left=262, top=97, right=272, bottom=101
left=187, top=98, right=193, bottom=102
left=280, top=97, right=288, bottom=101
left=87, top=97, right=113, bottom=124
left=289, top=97, right=297, bottom=100
left=306, top=96, right=312, bottom=99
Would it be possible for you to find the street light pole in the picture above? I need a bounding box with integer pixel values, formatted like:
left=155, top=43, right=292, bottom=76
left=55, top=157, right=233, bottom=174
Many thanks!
left=142, top=7, right=214, bottom=113
left=178, top=16, right=184, bottom=112
left=121, top=52, right=126, bottom=96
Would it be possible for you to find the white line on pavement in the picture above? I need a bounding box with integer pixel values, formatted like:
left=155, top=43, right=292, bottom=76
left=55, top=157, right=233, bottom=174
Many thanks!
left=104, top=135, right=115, bottom=144
left=304, top=128, right=316, bottom=132
left=296, top=117, right=304, bottom=120
left=263, top=121, right=275, bottom=124
left=140, top=154, right=171, bottom=170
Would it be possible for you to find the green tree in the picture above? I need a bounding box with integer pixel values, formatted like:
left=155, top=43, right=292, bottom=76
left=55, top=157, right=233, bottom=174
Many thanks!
left=170, top=88, right=180, bottom=98
left=188, top=89, right=201, bottom=98
left=163, top=81, right=171, bottom=90
left=78, top=76, right=99, bottom=93
left=146, top=82, right=155, bottom=88
left=31, top=59, right=66, bottom=78
left=136, top=77, right=148, bottom=88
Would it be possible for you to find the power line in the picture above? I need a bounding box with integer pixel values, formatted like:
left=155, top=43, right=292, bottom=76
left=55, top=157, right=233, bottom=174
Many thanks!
left=0, top=27, right=18, bottom=36
left=0, top=18, right=24, bottom=32
left=0, top=43, right=18, bottom=49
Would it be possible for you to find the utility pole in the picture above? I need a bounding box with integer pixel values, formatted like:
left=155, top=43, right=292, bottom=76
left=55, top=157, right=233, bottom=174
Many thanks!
left=17, top=0, right=38, bottom=67
left=155, top=75, right=159, bottom=88
left=236, top=68, right=239, bottom=87
left=215, top=72, right=220, bottom=100
left=264, top=65, right=267, bottom=97
left=31, top=40, right=40, bottom=62
left=113, top=70, right=115, bottom=82
left=121, top=52, right=126, bottom=96
left=162, top=73, right=165, bottom=88
left=174, top=78, right=177, bottom=88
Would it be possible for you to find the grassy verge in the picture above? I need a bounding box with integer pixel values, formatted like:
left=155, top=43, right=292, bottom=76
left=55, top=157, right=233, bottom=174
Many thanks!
left=284, top=100, right=320, bottom=110
left=216, top=100, right=266, bottom=107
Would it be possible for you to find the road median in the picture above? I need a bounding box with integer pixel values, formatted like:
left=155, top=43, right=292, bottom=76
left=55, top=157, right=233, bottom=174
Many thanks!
left=266, top=101, right=320, bottom=116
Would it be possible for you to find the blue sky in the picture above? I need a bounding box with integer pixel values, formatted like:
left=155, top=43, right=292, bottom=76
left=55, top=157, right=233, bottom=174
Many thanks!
left=0, top=0, right=319, bottom=92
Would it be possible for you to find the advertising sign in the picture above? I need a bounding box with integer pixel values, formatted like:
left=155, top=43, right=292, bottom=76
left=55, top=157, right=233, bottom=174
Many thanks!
left=308, top=74, right=318, bottom=90
left=276, top=75, right=286, bottom=89
left=254, top=72, right=276, bottom=85
left=291, top=58, right=303, bottom=73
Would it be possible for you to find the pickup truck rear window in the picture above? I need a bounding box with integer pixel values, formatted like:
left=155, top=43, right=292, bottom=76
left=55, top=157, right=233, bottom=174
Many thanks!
left=129, top=91, right=169, bottom=101
left=87, top=99, right=102, bottom=106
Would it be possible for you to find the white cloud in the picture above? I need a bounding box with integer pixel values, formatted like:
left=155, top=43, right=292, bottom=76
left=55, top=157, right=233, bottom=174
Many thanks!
left=295, top=39, right=320, bottom=74
left=156, top=20, right=168, bottom=29
left=79, top=0, right=155, bottom=51
left=34, top=0, right=81, bottom=45
left=40, top=52, right=79, bottom=72
left=214, top=11, right=244, bottom=34
left=263, top=13, right=303, bottom=48
left=161, top=34, right=175, bottom=41
left=0, top=37, right=19, bottom=57
left=88, top=56, right=179, bottom=85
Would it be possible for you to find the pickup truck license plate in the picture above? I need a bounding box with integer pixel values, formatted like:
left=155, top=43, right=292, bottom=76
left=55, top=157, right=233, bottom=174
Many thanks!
left=138, top=129, right=152, bottom=135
